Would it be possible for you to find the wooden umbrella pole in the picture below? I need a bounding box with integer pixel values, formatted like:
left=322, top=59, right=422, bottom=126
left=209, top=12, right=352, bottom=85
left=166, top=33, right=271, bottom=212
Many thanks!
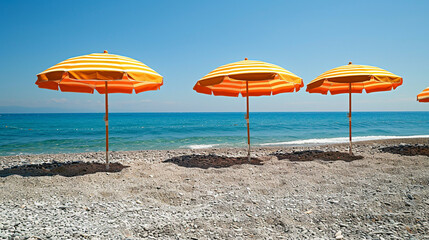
left=246, top=80, right=250, bottom=162
left=105, top=82, right=110, bottom=169
left=348, top=82, right=352, bottom=155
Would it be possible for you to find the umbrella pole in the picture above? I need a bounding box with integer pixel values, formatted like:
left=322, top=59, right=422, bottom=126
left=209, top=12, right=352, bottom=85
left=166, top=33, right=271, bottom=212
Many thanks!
left=246, top=80, right=251, bottom=162
left=105, top=82, right=109, bottom=169
left=348, top=82, right=352, bottom=155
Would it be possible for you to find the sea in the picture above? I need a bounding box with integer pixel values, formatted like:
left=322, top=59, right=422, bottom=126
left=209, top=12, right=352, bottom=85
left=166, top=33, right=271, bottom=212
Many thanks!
left=0, top=112, right=428, bottom=156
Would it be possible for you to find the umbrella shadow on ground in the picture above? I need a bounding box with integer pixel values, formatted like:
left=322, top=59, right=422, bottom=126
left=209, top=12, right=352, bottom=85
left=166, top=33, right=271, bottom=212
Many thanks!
left=0, top=161, right=129, bottom=178
left=163, top=154, right=264, bottom=169
left=380, top=145, right=429, bottom=157
left=270, top=150, right=363, bottom=162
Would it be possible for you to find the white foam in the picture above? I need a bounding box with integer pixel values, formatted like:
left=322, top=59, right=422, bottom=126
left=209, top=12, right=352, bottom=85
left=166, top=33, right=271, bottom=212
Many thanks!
left=260, top=135, right=429, bottom=146
left=187, top=144, right=219, bottom=149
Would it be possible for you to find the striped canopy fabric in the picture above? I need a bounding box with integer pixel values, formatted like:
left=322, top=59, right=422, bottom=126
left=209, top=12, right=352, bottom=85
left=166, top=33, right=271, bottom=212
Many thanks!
left=193, top=59, right=303, bottom=97
left=417, top=87, right=429, bottom=102
left=306, top=63, right=402, bottom=95
left=36, top=51, right=163, bottom=94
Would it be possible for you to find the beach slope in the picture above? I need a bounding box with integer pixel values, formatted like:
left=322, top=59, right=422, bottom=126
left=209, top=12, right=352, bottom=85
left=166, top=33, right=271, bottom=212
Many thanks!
left=0, top=138, right=428, bottom=239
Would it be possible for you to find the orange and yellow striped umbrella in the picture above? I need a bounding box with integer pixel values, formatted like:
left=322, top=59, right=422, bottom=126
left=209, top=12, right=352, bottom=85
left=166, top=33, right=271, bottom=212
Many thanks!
left=417, top=87, right=429, bottom=102
left=36, top=51, right=163, bottom=94
left=194, top=58, right=303, bottom=161
left=36, top=51, right=163, bottom=167
left=306, top=62, right=402, bottom=155
left=194, top=59, right=303, bottom=96
left=306, top=63, right=402, bottom=95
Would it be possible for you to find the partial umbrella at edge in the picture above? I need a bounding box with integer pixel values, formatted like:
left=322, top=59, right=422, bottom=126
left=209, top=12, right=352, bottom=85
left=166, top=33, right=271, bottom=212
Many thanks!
left=36, top=51, right=163, bottom=167
left=306, top=62, right=402, bottom=155
left=417, top=87, right=429, bottom=102
left=193, top=58, right=303, bottom=161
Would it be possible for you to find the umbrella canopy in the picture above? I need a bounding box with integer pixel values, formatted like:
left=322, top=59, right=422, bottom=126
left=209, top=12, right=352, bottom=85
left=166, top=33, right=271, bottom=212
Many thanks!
left=36, top=51, right=162, bottom=93
left=194, top=58, right=303, bottom=161
left=306, top=62, right=402, bottom=154
left=417, top=87, right=429, bottom=102
left=307, top=63, right=402, bottom=95
left=36, top=51, right=163, bottom=167
left=194, top=59, right=303, bottom=96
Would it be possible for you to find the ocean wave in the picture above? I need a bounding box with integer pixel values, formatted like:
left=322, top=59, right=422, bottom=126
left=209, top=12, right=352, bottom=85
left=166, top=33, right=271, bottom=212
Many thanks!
left=260, top=135, right=429, bottom=146
left=186, top=144, right=220, bottom=149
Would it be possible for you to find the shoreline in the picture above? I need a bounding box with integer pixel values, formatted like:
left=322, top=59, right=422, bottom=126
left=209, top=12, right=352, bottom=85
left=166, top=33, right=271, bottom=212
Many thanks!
left=1, top=136, right=428, bottom=160
left=0, top=137, right=428, bottom=239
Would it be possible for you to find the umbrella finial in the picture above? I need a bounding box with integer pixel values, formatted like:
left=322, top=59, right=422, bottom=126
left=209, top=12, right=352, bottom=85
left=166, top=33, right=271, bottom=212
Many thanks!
left=104, top=50, right=108, bottom=54
left=245, top=58, right=248, bottom=60
left=349, top=61, right=352, bottom=65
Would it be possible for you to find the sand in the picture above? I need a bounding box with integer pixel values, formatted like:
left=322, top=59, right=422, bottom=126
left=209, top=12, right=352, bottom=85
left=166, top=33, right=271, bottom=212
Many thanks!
left=0, top=138, right=428, bottom=239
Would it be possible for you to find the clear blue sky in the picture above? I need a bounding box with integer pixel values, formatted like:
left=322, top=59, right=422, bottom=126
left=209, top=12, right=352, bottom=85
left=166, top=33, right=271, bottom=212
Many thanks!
left=0, top=0, right=428, bottom=113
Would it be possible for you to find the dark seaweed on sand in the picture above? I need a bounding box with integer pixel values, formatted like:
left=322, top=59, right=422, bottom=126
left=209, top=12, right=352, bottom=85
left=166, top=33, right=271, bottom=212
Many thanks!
left=0, top=161, right=128, bottom=177
left=164, top=154, right=263, bottom=169
left=380, top=144, right=429, bottom=157
left=271, top=150, right=363, bottom=162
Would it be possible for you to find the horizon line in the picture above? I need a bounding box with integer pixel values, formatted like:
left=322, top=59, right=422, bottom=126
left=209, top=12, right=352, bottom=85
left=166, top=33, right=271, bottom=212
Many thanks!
left=1, top=110, right=429, bottom=114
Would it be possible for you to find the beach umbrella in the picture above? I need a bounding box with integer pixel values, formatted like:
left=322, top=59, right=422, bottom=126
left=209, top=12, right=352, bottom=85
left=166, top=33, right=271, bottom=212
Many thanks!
left=306, top=62, right=402, bottom=155
left=193, top=58, right=303, bottom=161
left=36, top=51, right=163, bottom=167
left=417, top=87, right=429, bottom=102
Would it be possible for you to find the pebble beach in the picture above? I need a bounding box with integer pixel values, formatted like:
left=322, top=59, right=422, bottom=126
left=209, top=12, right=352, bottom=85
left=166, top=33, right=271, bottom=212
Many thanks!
left=0, top=138, right=428, bottom=239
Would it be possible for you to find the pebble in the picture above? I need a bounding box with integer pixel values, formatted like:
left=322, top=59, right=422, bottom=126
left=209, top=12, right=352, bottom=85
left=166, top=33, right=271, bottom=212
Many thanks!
left=0, top=142, right=428, bottom=239
left=335, top=230, right=344, bottom=239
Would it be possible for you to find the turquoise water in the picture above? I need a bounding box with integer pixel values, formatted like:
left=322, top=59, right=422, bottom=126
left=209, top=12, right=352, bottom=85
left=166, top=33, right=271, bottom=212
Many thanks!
left=0, top=112, right=428, bottom=156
